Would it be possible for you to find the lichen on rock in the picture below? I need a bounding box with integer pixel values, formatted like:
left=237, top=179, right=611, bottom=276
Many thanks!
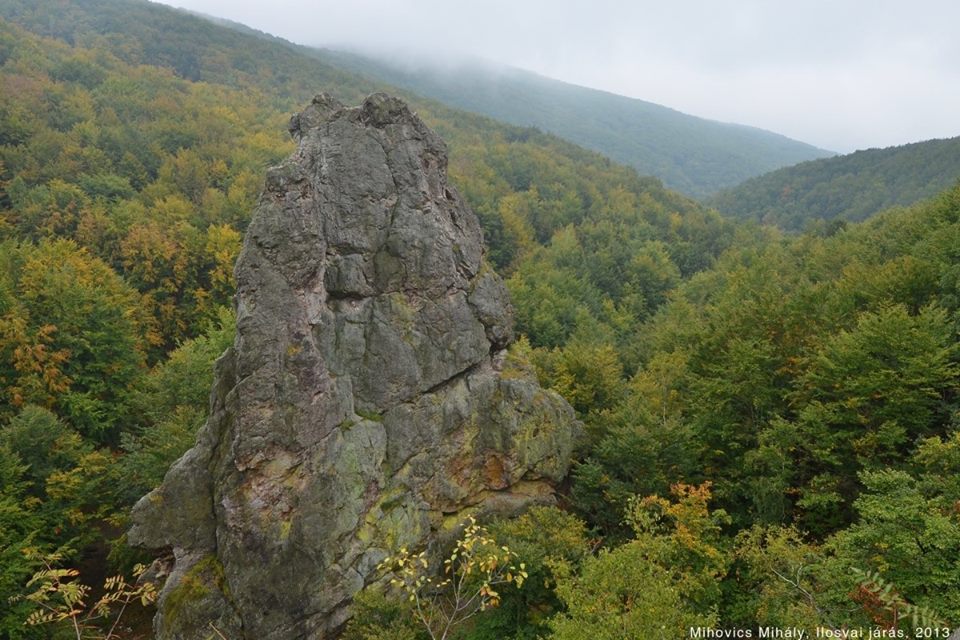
left=128, top=93, right=579, bottom=639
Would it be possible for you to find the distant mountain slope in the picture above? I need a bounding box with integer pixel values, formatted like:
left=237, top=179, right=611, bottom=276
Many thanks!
left=709, top=137, right=960, bottom=230
left=0, top=0, right=830, bottom=199
left=317, top=51, right=833, bottom=198
left=0, top=0, right=378, bottom=107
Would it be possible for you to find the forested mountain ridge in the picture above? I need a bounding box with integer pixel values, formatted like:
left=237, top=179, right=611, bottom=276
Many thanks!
left=710, top=135, right=960, bottom=229
left=308, top=49, right=834, bottom=198
left=0, top=0, right=832, bottom=200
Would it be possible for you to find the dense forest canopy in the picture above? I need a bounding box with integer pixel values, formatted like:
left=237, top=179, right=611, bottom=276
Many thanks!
left=0, top=0, right=958, bottom=637
left=710, top=136, right=960, bottom=230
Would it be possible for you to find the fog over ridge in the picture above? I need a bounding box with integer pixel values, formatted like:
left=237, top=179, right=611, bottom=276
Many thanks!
left=159, top=0, right=960, bottom=153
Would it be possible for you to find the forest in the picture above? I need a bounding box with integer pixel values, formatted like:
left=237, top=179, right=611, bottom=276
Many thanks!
left=710, top=136, right=960, bottom=230
left=0, top=0, right=959, bottom=638
left=318, top=49, right=830, bottom=198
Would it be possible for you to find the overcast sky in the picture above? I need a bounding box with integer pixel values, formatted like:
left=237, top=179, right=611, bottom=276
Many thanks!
left=158, top=0, right=959, bottom=153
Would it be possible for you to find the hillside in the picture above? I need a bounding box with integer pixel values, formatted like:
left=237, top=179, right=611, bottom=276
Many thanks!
left=0, top=0, right=730, bottom=348
left=710, top=136, right=960, bottom=229
left=317, top=50, right=833, bottom=198
left=2, top=0, right=960, bottom=637
left=0, top=0, right=833, bottom=200
left=0, top=5, right=729, bottom=630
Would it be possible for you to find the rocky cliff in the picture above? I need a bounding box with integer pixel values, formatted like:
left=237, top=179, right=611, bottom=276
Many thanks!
left=128, top=93, right=579, bottom=639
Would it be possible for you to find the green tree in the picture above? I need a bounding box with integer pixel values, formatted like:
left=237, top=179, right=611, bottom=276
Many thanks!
left=6, top=240, right=147, bottom=442
left=0, top=443, right=45, bottom=637
left=730, top=525, right=825, bottom=629
left=117, top=308, right=234, bottom=499
left=550, top=484, right=729, bottom=640
left=791, top=304, right=958, bottom=533
left=470, top=507, right=591, bottom=640
left=821, top=468, right=960, bottom=622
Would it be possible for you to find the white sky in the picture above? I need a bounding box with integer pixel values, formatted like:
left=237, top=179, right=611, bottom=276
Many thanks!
left=157, top=0, right=960, bottom=152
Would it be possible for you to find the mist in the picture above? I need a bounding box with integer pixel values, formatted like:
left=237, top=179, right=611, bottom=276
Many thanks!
left=158, top=0, right=960, bottom=152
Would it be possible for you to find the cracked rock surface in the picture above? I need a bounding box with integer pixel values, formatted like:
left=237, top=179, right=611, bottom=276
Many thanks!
left=128, top=93, right=579, bottom=640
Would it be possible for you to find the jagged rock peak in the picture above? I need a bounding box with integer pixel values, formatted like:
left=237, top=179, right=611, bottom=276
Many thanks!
left=128, top=93, right=579, bottom=640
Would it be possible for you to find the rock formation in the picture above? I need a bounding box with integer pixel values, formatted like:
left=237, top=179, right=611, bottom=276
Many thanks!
left=128, top=93, right=579, bottom=639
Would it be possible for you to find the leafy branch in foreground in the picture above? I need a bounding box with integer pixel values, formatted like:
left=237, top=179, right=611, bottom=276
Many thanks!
left=375, top=516, right=527, bottom=640
left=12, top=551, right=157, bottom=640
left=851, top=568, right=947, bottom=630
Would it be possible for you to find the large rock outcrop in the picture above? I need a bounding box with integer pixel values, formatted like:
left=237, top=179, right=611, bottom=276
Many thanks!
left=128, top=93, right=579, bottom=639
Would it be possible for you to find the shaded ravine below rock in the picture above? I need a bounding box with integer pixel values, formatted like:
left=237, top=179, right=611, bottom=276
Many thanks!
left=128, top=92, right=580, bottom=640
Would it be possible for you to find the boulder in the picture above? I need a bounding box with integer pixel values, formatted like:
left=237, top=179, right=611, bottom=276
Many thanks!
left=129, top=93, right=579, bottom=639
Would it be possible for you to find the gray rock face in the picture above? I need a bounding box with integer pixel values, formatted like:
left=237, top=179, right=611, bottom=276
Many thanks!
left=128, top=93, right=579, bottom=639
